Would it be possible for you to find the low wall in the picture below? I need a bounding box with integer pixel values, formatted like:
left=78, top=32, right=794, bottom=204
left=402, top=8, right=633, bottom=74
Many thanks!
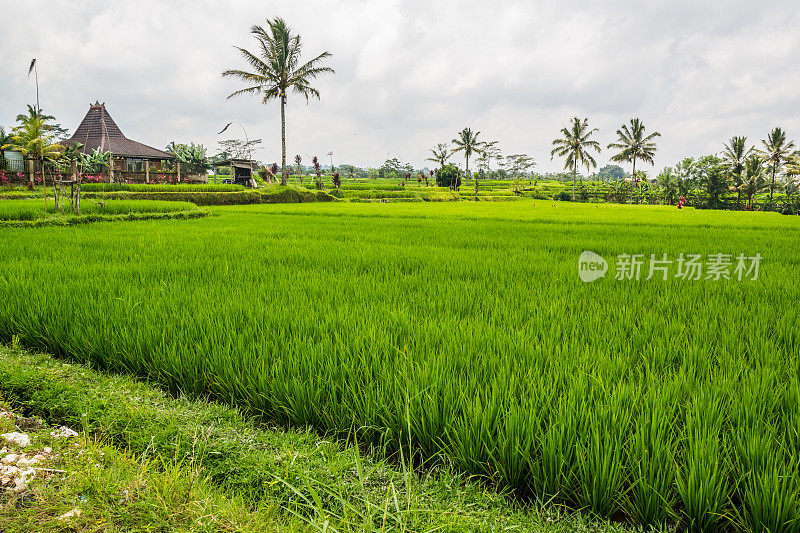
left=0, top=170, right=207, bottom=186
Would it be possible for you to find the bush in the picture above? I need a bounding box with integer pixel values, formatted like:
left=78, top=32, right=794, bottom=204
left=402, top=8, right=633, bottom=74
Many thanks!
left=554, top=191, right=572, bottom=202
left=435, top=164, right=461, bottom=189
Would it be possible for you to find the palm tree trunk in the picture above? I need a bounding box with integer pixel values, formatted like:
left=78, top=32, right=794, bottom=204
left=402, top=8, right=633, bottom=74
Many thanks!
left=769, top=165, right=776, bottom=205
left=572, top=161, right=577, bottom=201
left=630, top=158, right=637, bottom=204
left=280, top=95, right=288, bottom=186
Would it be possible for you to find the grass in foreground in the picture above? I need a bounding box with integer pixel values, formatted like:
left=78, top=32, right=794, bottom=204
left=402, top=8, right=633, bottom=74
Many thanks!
left=0, top=344, right=630, bottom=532
left=0, top=399, right=305, bottom=532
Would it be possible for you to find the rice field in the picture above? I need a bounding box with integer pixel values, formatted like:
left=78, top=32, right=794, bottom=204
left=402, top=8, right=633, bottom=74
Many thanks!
left=0, top=200, right=799, bottom=531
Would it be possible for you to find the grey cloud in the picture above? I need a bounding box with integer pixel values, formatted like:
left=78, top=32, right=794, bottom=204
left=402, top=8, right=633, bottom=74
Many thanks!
left=1, top=0, right=799, bottom=172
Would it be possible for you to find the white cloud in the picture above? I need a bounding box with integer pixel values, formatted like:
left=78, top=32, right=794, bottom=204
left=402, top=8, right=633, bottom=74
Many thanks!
left=1, top=0, right=798, bottom=172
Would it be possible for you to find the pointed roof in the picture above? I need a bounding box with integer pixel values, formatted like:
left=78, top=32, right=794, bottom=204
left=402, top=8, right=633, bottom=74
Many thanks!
left=61, top=102, right=175, bottom=160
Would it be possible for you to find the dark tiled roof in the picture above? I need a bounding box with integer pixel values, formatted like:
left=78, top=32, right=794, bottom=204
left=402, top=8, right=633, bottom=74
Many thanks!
left=61, top=102, right=175, bottom=160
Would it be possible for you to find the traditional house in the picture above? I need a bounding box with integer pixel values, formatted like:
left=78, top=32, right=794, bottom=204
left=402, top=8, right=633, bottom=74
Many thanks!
left=60, top=102, right=177, bottom=181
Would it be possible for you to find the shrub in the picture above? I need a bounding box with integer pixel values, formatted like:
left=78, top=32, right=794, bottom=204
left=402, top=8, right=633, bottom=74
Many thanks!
left=554, top=191, right=572, bottom=201
left=435, top=164, right=461, bottom=189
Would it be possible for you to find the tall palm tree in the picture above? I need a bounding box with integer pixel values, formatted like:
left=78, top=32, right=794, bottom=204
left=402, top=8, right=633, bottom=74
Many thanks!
left=721, top=136, right=754, bottom=206
left=425, top=143, right=451, bottom=169
left=222, top=17, right=334, bottom=185
left=551, top=117, right=601, bottom=200
left=758, top=127, right=796, bottom=205
left=451, top=128, right=485, bottom=191
left=607, top=118, right=660, bottom=199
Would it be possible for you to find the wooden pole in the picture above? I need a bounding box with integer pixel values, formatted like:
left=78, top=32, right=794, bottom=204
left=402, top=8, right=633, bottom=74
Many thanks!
left=145, top=160, right=150, bottom=184
left=109, top=154, right=114, bottom=183
left=177, top=162, right=181, bottom=182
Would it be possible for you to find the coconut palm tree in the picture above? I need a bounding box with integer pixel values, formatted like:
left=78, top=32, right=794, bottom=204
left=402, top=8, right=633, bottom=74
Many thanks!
left=426, top=143, right=451, bottom=170
left=758, top=127, right=796, bottom=205
left=5, top=116, right=62, bottom=163
left=551, top=117, right=601, bottom=200
left=451, top=128, right=485, bottom=192
left=741, top=155, right=767, bottom=208
left=721, top=136, right=754, bottom=206
left=222, top=17, right=334, bottom=185
left=607, top=119, right=660, bottom=201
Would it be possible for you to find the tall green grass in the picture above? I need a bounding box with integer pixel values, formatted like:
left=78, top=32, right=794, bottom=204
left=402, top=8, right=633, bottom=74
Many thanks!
left=0, top=201, right=798, bottom=531
left=0, top=199, right=197, bottom=220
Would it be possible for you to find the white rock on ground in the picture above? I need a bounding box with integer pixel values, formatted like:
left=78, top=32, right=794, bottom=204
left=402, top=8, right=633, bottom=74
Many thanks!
left=58, top=508, right=82, bottom=520
left=50, top=426, right=79, bottom=439
left=1, top=432, right=31, bottom=448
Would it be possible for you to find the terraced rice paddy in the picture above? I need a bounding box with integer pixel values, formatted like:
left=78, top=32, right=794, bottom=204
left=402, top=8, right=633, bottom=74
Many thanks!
left=1, top=201, right=799, bottom=531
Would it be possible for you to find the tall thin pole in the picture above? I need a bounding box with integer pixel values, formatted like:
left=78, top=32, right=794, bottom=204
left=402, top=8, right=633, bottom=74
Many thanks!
left=32, top=61, right=48, bottom=210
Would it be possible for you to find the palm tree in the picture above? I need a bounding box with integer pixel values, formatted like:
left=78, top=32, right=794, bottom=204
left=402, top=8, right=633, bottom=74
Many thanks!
left=721, top=136, right=754, bottom=206
left=607, top=118, right=660, bottom=202
left=741, top=155, right=767, bottom=208
left=551, top=117, right=601, bottom=200
left=426, top=143, right=451, bottom=169
left=451, top=128, right=485, bottom=192
left=758, top=127, right=796, bottom=205
left=222, top=17, right=334, bottom=185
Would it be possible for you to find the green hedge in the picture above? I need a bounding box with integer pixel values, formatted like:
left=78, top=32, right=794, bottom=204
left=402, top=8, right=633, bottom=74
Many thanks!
left=84, top=186, right=336, bottom=206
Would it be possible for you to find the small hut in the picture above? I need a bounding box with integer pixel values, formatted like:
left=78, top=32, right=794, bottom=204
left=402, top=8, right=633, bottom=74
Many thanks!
left=213, top=158, right=258, bottom=187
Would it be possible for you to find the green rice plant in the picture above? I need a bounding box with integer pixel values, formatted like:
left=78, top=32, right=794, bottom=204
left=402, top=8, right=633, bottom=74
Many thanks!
left=0, top=201, right=798, bottom=531
left=676, top=392, right=730, bottom=532
left=625, top=384, right=678, bottom=527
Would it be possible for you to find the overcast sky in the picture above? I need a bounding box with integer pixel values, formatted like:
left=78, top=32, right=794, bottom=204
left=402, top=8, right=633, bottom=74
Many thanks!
left=1, top=0, right=799, bottom=173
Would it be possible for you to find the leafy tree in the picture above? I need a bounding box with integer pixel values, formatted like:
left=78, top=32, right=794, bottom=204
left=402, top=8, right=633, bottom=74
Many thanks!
left=435, top=164, right=460, bottom=189
left=476, top=140, right=501, bottom=176
left=425, top=143, right=451, bottom=169
left=503, top=154, right=536, bottom=178
left=656, top=167, right=679, bottom=204
left=675, top=158, right=698, bottom=199
left=696, top=155, right=728, bottom=208
left=597, top=164, right=625, bottom=182
left=741, top=155, right=767, bottom=208
left=721, top=136, right=754, bottom=207
left=217, top=138, right=262, bottom=159
left=222, top=17, right=334, bottom=185
left=758, top=127, right=796, bottom=205
left=451, top=128, right=485, bottom=192
left=551, top=117, right=601, bottom=200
